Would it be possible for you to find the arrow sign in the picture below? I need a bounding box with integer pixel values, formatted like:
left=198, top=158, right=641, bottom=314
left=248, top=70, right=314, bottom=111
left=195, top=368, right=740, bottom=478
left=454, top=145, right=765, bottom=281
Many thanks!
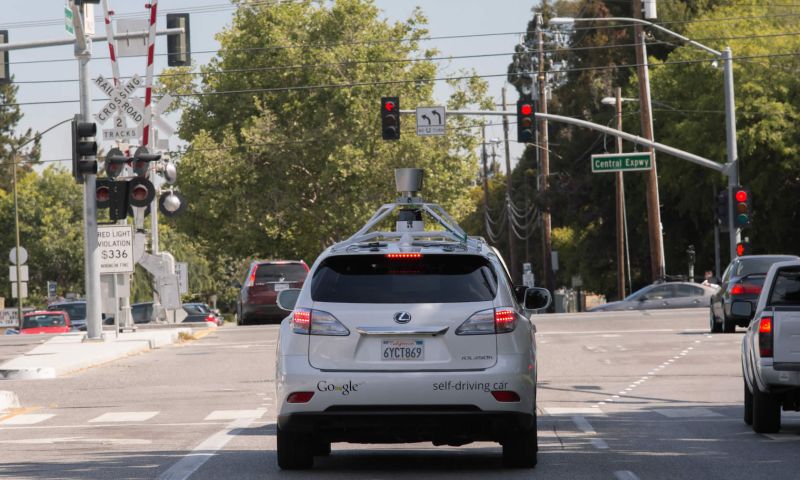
left=416, top=106, right=446, bottom=136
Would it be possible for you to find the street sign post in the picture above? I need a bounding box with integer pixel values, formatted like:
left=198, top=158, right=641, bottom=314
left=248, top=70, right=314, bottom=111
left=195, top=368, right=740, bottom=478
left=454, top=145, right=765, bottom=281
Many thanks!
left=416, top=106, right=445, bottom=136
left=591, top=152, right=652, bottom=173
left=97, top=224, right=135, bottom=274
left=175, top=262, right=188, bottom=295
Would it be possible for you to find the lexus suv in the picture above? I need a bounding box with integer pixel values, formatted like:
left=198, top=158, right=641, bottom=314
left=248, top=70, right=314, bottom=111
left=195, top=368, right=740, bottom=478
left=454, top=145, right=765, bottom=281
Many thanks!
left=236, top=260, right=309, bottom=325
left=273, top=169, right=551, bottom=469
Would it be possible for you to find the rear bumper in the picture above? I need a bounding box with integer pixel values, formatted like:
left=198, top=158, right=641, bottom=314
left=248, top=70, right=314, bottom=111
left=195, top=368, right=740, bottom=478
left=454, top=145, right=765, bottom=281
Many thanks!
left=756, top=360, right=800, bottom=392
left=278, top=408, right=534, bottom=443
left=241, top=303, right=285, bottom=320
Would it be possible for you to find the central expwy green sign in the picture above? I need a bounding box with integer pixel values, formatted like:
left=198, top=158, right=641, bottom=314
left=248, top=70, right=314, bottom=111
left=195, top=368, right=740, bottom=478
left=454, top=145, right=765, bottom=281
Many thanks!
left=591, top=152, right=653, bottom=173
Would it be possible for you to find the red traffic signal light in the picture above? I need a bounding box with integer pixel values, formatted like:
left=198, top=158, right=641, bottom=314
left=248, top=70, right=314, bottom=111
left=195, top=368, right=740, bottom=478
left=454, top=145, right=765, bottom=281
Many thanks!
left=128, top=177, right=155, bottom=208
left=517, top=99, right=535, bottom=143
left=381, top=96, right=400, bottom=140
left=96, top=179, right=129, bottom=221
left=736, top=241, right=751, bottom=256
left=732, top=186, right=752, bottom=228
left=735, top=190, right=747, bottom=202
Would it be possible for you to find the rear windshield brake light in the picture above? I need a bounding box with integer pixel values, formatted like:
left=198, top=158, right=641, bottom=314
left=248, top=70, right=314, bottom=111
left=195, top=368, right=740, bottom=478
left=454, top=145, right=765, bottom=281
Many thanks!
left=386, top=253, right=423, bottom=260
left=731, top=284, right=761, bottom=296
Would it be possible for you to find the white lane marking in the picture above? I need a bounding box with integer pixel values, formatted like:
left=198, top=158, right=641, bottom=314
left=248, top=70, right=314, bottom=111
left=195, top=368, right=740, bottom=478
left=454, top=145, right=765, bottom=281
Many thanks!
left=615, top=471, right=641, bottom=480
left=0, top=421, right=229, bottom=431
left=571, top=416, right=596, bottom=434
left=157, top=415, right=260, bottom=480
left=590, top=438, right=609, bottom=449
left=544, top=407, right=604, bottom=416
left=0, top=436, right=150, bottom=445
left=0, top=414, right=55, bottom=425
left=763, top=433, right=800, bottom=442
left=204, top=409, right=266, bottom=421
left=89, top=412, right=159, bottom=423
left=540, top=328, right=695, bottom=336
left=653, top=408, right=722, bottom=418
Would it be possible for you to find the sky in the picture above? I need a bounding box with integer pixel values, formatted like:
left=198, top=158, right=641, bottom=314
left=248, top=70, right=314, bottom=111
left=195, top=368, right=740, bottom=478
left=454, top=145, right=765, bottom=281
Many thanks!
left=2, top=0, right=538, bottom=173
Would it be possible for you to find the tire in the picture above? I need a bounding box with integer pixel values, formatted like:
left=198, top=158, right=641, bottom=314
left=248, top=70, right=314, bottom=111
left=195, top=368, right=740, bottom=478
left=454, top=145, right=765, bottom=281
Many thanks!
left=312, top=441, right=331, bottom=457
left=502, top=414, right=538, bottom=468
left=277, top=426, right=313, bottom=470
left=744, top=380, right=753, bottom=426
left=752, top=386, right=781, bottom=434
left=722, top=314, right=736, bottom=333
left=710, top=308, right=722, bottom=333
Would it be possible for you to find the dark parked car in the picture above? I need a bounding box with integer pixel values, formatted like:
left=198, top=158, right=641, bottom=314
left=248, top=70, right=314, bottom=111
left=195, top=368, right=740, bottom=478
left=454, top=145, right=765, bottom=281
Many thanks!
left=589, top=281, right=717, bottom=312
left=236, top=260, right=309, bottom=325
left=131, top=302, right=166, bottom=324
left=710, top=254, right=799, bottom=333
left=47, top=300, right=87, bottom=331
left=182, top=303, right=222, bottom=326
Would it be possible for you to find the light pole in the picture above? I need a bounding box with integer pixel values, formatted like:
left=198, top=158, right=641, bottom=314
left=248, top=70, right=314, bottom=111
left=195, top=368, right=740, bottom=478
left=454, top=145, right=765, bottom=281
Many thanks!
left=550, top=16, right=740, bottom=265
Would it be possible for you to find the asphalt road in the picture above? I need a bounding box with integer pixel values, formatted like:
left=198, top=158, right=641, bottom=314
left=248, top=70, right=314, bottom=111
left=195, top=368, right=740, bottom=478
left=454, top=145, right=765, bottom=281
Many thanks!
left=1, top=309, right=799, bottom=479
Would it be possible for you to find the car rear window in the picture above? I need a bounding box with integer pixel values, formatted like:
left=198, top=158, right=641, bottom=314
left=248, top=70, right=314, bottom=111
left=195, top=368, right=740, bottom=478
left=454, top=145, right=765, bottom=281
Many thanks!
left=253, top=264, right=307, bottom=284
left=310, top=254, right=498, bottom=303
left=23, top=314, right=66, bottom=329
left=768, top=267, right=800, bottom=306
left=737, top=257, right=797, bottom=277
left=49, top=303, right=85, bottom=320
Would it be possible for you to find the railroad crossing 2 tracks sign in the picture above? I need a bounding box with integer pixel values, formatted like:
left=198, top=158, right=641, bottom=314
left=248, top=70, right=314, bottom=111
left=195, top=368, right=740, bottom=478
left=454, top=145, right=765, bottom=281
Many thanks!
left=591, top=152, right=653, bottom=173
left=93, top=74, right=177, bottom=142
left=416, top=106, right=445, bottom=136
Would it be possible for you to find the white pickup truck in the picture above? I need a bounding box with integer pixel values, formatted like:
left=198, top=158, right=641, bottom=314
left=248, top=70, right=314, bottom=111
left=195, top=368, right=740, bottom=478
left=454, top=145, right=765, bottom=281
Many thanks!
left=742, top=260, right=800, bottom=433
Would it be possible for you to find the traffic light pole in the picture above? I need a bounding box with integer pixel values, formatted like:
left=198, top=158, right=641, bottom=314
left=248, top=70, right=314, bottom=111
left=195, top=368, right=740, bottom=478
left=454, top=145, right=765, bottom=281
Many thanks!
left=73, top=4, right=103, bottom=340
left=722, top=47, right=741, bottom=261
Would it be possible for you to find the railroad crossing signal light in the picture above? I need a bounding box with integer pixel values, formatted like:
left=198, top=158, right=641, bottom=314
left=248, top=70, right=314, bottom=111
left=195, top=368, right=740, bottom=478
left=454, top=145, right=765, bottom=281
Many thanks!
left=166, top=14, right=191, bottom=67
left=128, top=177, right=156, bottom=208
left=96, top=179, right=129, bottom=221
left=132, top=146, right=161, bottom=178
left=104, top=147, right=127, bottom=180
left=517, top=99, right=535, bottom=143
left=71, top=115, right=98, bottom=183
left=381, top=96, right=400, bottom=140
left=0, top=30, right=9, bottom=85
left=732, top=186, right=752, bottom=228
left=736, top=241, right=751, bottom=257
left=159, top=190, right=186, bottom=217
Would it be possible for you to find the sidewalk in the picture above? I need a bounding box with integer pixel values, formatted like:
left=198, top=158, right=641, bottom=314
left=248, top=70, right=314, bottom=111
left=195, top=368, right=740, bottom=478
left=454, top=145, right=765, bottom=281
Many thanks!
left=0, top=326, right=213, bottom=380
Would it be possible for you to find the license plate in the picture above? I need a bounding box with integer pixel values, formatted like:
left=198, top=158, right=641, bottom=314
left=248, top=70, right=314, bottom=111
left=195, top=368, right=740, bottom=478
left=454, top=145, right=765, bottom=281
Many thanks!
left=382, top=339, right=424, bottom=361
left=274, top=283, right=289, bottom=292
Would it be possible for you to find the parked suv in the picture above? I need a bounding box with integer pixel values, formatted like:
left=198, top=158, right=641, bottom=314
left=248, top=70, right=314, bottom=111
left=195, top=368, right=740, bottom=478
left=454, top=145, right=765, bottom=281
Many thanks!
left=273, top=169, right=551, bottom=469
left=236, top=260, right=309, bottom=325
left=47, top=300, right=87, bottom=331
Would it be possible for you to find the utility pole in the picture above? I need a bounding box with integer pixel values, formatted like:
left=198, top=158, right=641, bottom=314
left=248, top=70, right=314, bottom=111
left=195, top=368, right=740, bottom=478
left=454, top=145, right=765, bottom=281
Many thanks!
left=72, top=1, right=103, bottom=340
left=481, top=125, right=490, bottom=212
left=633, top=0, right=666, bottom=282
left=501, top=87, right=519, bottom=282
left=536, top=13, right=553, bottom=293
left=615, top=87, right=626, bottom=299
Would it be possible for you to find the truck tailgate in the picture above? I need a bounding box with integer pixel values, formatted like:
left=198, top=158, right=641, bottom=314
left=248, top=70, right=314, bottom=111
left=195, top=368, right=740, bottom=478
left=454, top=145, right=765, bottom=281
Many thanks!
left=774, top=310, right=800, bottom=364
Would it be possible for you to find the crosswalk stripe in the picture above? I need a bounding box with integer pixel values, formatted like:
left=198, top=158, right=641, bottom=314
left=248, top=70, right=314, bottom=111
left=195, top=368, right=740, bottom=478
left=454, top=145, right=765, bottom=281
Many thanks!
left=89, top=412, right=160, bottom=423
left=204, top=409, right=266, bottom=421
left=0, top=414, right=56, bottom=425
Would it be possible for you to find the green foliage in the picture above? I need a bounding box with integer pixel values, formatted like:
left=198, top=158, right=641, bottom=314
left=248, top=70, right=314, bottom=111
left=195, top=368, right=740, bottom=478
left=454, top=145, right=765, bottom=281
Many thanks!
left=166, top=0, right=491, bottom=264
left=0, top=82, right=40, bottom=193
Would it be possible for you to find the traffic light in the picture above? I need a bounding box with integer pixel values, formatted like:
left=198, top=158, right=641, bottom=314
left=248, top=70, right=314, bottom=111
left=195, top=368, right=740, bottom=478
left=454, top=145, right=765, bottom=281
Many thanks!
left=96, top=179, right=129, bottom=221
left=381, top=96, right=400, bottom=140
left=715, top=189, right=729, bottom=231
left=71, top=115, right=98, bottom=183
left=0, top=30, right=9, bottom=85
left=732, top=186, right=752, bottom=228
left=132, top=146, right=161, bottom=178
left=736, top=241, right=751, bottom=257
left=128, top=177, right=156, bottom=208
left=104, top=147, right=127, bottom=179
left=166, top=14, right=191, bottom=67
left=517, top=98, right=535, bottom=143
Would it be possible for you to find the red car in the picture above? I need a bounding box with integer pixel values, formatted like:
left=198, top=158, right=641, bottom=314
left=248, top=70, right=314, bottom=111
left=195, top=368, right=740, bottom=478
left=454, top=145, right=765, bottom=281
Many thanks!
left=236, top=260, right=309, bottom=325
left=20, top=311, right=71, bottom=335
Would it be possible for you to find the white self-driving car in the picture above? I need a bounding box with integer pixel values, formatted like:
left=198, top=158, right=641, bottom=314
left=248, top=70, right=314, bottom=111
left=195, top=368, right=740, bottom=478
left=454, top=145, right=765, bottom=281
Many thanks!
left=274, top=169, right=551, bottom=469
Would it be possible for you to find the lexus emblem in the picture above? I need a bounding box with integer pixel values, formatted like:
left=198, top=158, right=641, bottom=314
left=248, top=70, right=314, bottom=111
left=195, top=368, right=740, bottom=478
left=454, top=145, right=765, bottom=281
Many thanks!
left=394, top=311, right=412, bottom=324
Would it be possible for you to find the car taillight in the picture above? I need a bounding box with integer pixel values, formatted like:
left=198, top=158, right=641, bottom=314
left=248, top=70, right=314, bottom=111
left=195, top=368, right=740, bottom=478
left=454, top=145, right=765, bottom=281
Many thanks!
left=247, top=267, right=257, bottom=287
left=456, top=307, right=517, bottom=335
left=287, top=391, right=314, bottom=403
left=491, top=390, right=521, bottom=402
left=386, top=253, right=423, bottom=260
left=731, top=283, right=761, bottom=296
left=291, top=308, right=349, bottom=336
left=759, top=316, right=773, bottom=358
left=205, top=315, right=216, bottom=323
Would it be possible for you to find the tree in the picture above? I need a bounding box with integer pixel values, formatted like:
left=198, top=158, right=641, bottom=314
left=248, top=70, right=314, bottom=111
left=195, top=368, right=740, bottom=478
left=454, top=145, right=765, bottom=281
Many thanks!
left=0, top=81, right=39, bottom=192
left=162, top=0, right=492, bottom=264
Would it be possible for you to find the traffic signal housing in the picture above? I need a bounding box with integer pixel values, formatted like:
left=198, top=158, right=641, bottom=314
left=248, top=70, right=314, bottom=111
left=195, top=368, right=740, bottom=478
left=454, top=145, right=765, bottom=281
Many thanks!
left=716, top=189, right=729, bottom=232
left=381, top=96, right=400, bottom=140
left=166, top=14, right=191, bottom=67
left=104, top=147, right=127, bottom=179
left=732, top=186, right=752, bottom=229
left=96, top=179, right=129, bottom=221
left=132, top=146, right=161, bottom=178
left=71, top=115, right=98, bottom=183
left=517, top=99, right=535, bottom=143
left=736, top=241, right=751, bottom=257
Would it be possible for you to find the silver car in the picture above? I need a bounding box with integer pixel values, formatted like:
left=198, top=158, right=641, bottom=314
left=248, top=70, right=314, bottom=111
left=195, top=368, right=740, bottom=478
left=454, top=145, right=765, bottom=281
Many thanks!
left=590, top=281, right=717, bottom=312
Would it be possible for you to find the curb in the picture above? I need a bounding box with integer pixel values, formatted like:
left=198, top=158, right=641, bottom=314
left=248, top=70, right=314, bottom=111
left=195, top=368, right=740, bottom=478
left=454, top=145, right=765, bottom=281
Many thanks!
left=0, top=390, right=20, bottom=411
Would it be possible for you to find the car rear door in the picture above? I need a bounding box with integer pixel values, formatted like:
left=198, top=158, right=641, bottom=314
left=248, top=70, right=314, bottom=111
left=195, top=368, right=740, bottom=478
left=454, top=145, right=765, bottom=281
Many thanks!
left=307, top=254, right=499, bottom=372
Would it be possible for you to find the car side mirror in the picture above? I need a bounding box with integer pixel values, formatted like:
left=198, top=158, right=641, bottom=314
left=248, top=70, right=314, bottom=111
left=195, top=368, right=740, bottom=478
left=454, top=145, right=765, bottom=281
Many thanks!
left=277, top=288, right=302, bottom=312
left=523, top=287, right=551, bottom=311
